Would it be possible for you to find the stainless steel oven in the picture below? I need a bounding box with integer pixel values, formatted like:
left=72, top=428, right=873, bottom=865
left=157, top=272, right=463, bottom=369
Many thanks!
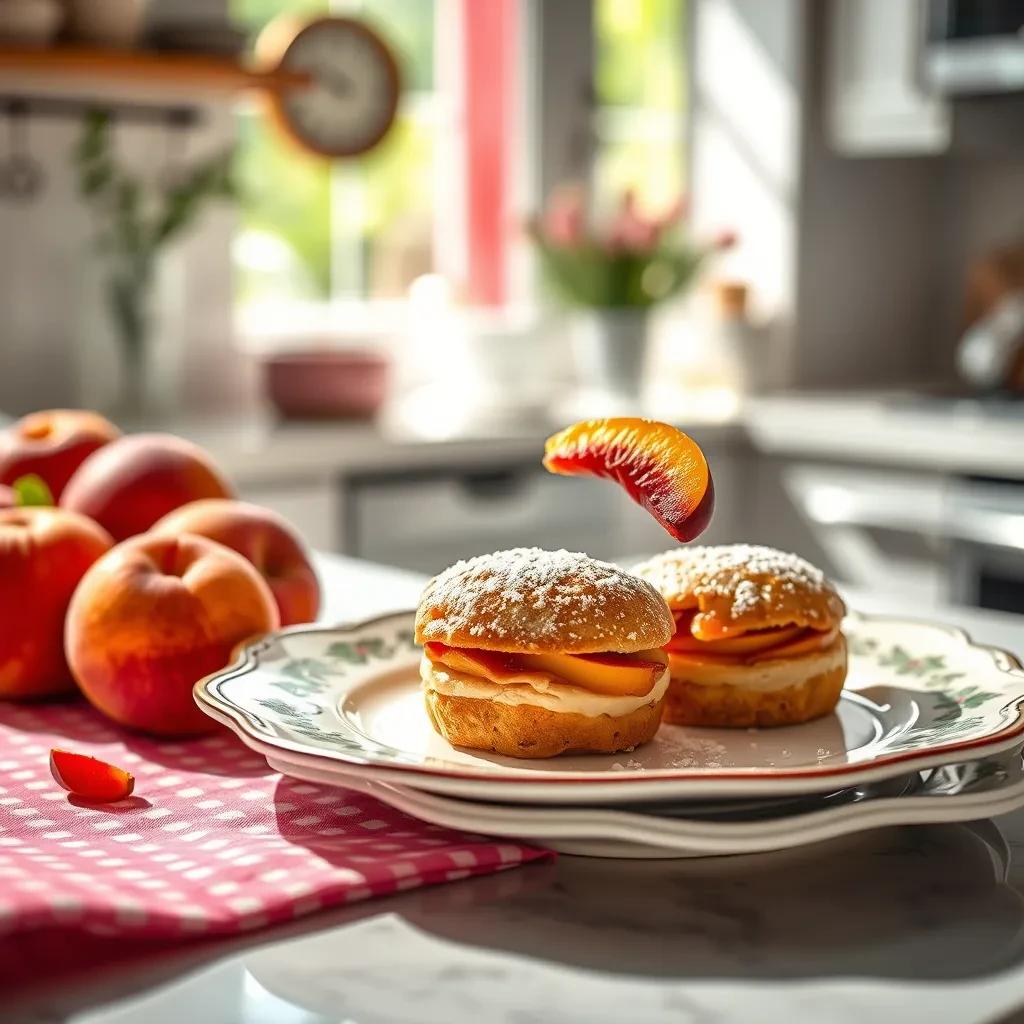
left=948, top=477, right=1024, bottom=614
left=782, top=462, right=1024, bottom=615
left=924, top=0, right=1024, bottom=96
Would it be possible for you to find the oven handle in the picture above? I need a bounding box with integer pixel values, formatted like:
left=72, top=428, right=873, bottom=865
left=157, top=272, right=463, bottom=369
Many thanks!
left=799, top=483, right=1024, bottom=552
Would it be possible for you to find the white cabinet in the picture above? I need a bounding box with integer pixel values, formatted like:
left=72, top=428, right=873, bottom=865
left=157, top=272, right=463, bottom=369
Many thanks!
left=344, top=468, right=634, bottom=576
left=342, top=447, right=742, bottom=575
left=826, top=0, right=950, bottom=155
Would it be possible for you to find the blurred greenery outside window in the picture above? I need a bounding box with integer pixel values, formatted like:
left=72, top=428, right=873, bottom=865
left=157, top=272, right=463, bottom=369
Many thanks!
left=231, top=0, right=686, bottom=311
left=594, top=0, right=686, bottom=216
left=232, top=0, right=437, bottom=307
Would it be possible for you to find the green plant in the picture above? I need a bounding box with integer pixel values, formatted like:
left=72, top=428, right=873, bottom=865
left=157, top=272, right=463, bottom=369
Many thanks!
left=73, top=111, right=237, bottom=379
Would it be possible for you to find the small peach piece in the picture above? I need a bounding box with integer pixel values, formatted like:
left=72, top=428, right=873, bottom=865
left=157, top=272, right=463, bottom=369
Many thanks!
left=752, top=625, right=840, bottom=661
left=425, top=643, right=522, bottom=681
left=49, top=748, right=135, bottom=803
left=543, top=418, right=714, bottom=543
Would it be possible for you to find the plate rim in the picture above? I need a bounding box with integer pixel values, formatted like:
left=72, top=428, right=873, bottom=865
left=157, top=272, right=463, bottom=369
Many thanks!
left=263, top=749, right=1024, bottom=856
left=194, top=608, right=1024, bottom=792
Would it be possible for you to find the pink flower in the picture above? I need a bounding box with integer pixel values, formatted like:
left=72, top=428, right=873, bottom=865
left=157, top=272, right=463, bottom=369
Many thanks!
left=607, top=216, right=658, bottom=254
left=657, top=194, right=688, bottom=229
left=543, top=186, right=586, bottom=247
left=607, top=189, right=661, bottom=254
left=713, top=228, right=738, bottom=250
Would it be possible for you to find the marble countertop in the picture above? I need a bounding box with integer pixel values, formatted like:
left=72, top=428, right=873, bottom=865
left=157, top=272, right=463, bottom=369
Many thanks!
left=7, top=555, right=1024, bottom=1024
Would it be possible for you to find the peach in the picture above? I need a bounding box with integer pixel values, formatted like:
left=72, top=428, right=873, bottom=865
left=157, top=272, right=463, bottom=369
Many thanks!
left=50, top=749, right=135, bottom=803
left=66, top=533, right=279, bottom=736
left=667, top=625, right=803, bottom=655
left=0, top=484, right=13, bottom=509
left=61, top=433, right=235, bottom=542
left=0, top=507, right=113, bottom=698
left=0, top=409, right=120, bottom=500
left=544, top=418, right=714, bottom=543
left=521, top=650, right=666, bottom=696
left=425, top=642, right=666, bottom=697
left=152, top=499, right=320, bottom=626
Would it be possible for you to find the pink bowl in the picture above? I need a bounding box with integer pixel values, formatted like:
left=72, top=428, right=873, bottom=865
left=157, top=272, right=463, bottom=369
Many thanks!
left=262, top=350, right=390, bottom=420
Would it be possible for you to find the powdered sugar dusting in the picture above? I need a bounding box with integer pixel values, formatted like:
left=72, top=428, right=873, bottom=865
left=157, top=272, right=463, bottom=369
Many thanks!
left=635, top=544, right=839, bottom=623
left=609, top=731, right=728, bottom=771
left=416, top=547, right=673, bottom=653
left=654, top=731, right=728, bottom=769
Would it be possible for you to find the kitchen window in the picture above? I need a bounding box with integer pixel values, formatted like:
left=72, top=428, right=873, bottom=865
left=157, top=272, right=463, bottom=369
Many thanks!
left=232, top=0, right=440, bottom=312
left=594, top=0, right=688, bottom=212
left=232, top=0, right=688, bottom=331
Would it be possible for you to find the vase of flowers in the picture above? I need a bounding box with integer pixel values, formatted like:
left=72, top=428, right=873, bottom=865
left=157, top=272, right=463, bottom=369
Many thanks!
left=73, top=111, right=236, bottom=417
left=530, top=185, right=734, bottom=407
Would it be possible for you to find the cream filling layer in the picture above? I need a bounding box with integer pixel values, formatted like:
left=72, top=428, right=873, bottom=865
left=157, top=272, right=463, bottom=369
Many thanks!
left=667, top=638, right=847, bottom=692
left=421, top=656, right=670, bottom=718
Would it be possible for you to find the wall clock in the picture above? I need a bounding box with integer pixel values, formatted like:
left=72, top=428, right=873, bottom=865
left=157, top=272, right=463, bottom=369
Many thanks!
left=259, top=16, right=401, bottom=159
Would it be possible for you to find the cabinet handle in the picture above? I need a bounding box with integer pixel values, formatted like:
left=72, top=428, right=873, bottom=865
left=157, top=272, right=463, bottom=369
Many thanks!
left=456, top=470, right=533, bottom=502
left=801, top=483, right=1024, bottom=552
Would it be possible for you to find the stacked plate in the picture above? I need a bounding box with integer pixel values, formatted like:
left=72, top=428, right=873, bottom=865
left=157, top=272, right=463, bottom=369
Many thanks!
left=195, top=611, right=1024, bottom=858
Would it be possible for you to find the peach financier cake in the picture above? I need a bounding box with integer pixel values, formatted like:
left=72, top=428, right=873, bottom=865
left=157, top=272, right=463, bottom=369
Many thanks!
left=415, top=547, right=675, bottom=758
left=635, top=545, right=847, bottom=728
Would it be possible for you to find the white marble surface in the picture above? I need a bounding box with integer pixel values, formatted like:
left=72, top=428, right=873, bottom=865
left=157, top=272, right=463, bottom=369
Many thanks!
left=7, top=555, right=1024, bottom=1024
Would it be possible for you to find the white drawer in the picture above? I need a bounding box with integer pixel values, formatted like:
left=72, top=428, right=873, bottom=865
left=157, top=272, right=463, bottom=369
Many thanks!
left=347, top=468, right=628, bottom=575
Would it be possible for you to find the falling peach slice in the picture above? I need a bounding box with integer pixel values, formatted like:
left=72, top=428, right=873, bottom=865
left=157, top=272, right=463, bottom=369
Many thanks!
left=49, top=748, right=135, bottom=803
left=543, top=418, right=714, bottom=542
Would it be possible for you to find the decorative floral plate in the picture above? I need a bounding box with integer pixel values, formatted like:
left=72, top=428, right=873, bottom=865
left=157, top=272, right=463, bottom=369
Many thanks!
left=194, top=611, right=1024, bottom=804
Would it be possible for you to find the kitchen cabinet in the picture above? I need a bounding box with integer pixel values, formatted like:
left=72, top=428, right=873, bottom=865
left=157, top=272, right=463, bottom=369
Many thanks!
left=826, top=0, right=950, bottom=155
left=754, top=457, right=952, bottom=606
left=340, top=444, right=743, bottom=575
left=238, top=479, right=340, bottom=554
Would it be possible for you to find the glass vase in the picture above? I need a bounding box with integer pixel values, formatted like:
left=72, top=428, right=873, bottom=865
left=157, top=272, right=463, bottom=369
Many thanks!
left=572, top=307, right=651, bottom=411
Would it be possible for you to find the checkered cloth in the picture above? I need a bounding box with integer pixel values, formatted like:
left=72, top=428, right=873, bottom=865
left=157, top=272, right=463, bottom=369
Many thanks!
left=0, top=701, right=550, bottom=938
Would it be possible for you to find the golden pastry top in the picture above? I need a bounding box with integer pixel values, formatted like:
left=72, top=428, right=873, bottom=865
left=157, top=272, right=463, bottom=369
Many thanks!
left=415, top=547, right=674, bottom=654
left=634, top=544, right=846, bottom=639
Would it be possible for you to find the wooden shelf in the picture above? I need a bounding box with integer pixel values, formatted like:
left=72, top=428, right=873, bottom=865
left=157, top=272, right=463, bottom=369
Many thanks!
left=0, top=46, right=310, bottom=102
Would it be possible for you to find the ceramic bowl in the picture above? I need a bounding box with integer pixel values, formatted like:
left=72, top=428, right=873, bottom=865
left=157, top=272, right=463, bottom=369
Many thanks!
left=262, top=349, right=390, bottom=420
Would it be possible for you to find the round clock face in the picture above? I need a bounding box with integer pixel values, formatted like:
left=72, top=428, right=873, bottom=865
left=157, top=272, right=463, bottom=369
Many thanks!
left=271, top=17, right=400, bottom=158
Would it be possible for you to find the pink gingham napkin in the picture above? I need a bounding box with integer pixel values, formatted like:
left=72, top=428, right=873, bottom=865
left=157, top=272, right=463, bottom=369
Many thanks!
left=0, top=701, right=550, bottom=938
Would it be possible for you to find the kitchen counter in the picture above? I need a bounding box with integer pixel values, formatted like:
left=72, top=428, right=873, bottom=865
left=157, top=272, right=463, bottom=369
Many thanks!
left=7, top=554, right=1024, bottom=1024
left=143, top=410, right=746, bottom=488
left=747, top=393, right=1024, bottom=478
left=136, top=390, right=1024, bottom=492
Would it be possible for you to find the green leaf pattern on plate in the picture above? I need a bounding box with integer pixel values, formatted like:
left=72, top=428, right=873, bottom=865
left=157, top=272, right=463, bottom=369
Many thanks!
left=245, top=625, right=425, bottom=762
left=867, top=641, right=1009, bottom=734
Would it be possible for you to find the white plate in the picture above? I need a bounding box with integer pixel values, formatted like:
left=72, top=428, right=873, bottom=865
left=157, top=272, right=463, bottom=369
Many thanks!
left=195, top=610, right=1024, bottom=804
left=264, top=747, right=1024, bottom=858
